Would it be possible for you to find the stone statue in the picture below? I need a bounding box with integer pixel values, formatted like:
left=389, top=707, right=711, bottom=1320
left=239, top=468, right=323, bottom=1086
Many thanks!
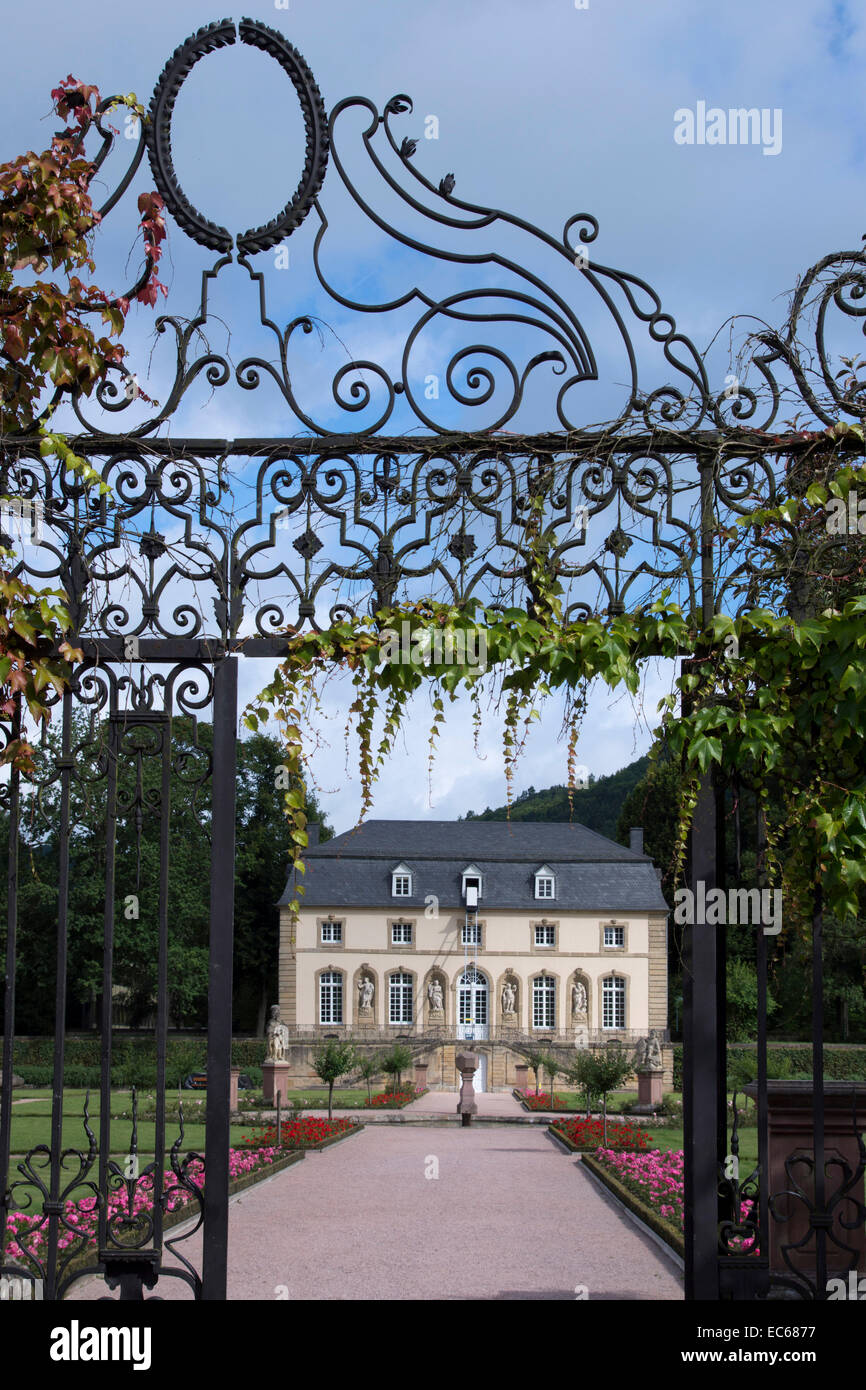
left=501, top=979, right=516, bottom=1015
left=634, top=1032, right=663, bottom=1071
left=646, top=1029, right=663, bottom=1071
left=428, top=978, right=444, bottom=1013
left=265, top=1005, right=289, bottom=1062
left=571, top=980, right=587, bottom=1017
left=358, top=975, right=375, bottom=1012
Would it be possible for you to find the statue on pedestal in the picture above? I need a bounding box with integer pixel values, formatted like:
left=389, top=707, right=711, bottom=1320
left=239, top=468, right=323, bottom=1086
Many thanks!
left=427, top=978, right=444, bottom=1013
left=634, top=1030, right=663, bottom=1071
left=646, top=1029, right=663, bottom=1071
left=501, top=979, right=516, bottom=1016
left=265, top=1005, right=289, bottom=1061
left=571, top=979, right=587, bottom=1018
left=358, top=975, right=375, bottom=1012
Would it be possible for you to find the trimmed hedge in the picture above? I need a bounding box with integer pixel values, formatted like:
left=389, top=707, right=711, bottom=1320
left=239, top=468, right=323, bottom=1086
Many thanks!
left=672, top=1044, right=866, bottom=1092
left=2, top=1036, right=268, bottom=1091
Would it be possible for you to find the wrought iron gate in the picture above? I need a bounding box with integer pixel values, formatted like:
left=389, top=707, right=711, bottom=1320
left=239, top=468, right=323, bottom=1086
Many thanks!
left=1, top=16, right=864, bottom=1299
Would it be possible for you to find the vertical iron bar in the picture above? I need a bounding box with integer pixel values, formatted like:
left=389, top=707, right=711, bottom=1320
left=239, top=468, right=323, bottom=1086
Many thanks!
left=46, top=688, right=73, bottom=1298
left=152, top=716, right=172, bottom=1250
left=811, top=880, right=826, bottom=1296
left=683, top=453, right=722, bottom=1301
left=755, top=802, right=769, bottom=1271
left=202, top=656, right=237, bottom=1300
left=715, top=778, right=727, bottom=1212
left=0, top=700, right=21, bottom=1267
left=98, top=711, right=120, bottom=1255
left=683, top=773, right=721, bottom=1299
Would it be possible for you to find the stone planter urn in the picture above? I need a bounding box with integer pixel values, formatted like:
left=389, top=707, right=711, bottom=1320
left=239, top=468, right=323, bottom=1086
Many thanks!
left=743, top=1080, right=866, bottom=1281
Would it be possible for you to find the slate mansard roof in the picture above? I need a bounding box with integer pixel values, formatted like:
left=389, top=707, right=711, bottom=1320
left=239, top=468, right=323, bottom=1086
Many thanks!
left=278, top=820, right=669, bottom=913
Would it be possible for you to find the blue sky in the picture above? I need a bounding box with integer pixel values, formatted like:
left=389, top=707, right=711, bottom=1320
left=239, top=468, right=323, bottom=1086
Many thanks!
left=3, top=0, right=864, bottom=832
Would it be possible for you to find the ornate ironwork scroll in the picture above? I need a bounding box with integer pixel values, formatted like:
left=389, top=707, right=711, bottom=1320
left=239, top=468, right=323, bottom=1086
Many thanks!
left=2, top=17, right=866, bottom=1302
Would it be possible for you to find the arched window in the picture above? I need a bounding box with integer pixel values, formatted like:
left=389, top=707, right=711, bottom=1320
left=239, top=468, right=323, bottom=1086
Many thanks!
left=533, top=974, right=556, bottom=1029
left=389, top=971, right=414, bottom=1025
left=319, top=970, right=343, bottom=1025
left=602, top=975, right=626, bottom=1029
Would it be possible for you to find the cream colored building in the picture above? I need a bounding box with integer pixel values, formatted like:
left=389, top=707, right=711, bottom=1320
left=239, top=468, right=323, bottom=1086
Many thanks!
left=277, top=820, right=671, bottom=1092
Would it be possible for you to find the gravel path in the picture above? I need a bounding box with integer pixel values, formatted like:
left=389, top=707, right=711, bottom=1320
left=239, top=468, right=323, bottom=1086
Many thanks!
left=72, top=1116, right=683, bottom=1301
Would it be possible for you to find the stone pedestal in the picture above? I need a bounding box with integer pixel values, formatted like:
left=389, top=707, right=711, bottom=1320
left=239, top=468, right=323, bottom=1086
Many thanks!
left=263, top=1059, right=290, bottom=1105
left=637, top=1068, right=664, bottom=1107
left=744, top=1081, right=866, bottom=1279
left=515, top=1063, right=529, bottom=1093
left=455, top=1050, right=479, bottom=1125
left=414, top=1062, right=428, bottom=1090
left=229, top=1065, right=241, bottom=1112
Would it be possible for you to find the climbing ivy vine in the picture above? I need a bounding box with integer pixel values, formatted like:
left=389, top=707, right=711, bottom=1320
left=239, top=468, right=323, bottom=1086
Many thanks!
left=246, top=444, right=866, bottom=930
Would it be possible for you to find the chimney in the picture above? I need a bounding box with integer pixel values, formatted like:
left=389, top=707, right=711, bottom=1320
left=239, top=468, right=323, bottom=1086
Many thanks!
left=629, top=827, right=644, bottom=855
left=307, top=822, right=321, bottom=847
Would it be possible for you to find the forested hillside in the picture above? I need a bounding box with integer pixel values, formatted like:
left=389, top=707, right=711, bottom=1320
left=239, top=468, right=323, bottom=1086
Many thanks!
left=459, top=756, right=650, bottom=842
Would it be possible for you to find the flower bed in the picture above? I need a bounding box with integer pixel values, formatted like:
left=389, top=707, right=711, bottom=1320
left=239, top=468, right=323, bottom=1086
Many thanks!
left=517, top=1090, right=574, bottom=1112
left=550, top=1115, right=651, bottom=1152
left=364, top=1087, right=426, bottom=1109
left=590, top=1147, right=685, bottom=1227
left=239, top=1115, right=361, bottom=1149
left=3, top=1145, right=300, bottom=1267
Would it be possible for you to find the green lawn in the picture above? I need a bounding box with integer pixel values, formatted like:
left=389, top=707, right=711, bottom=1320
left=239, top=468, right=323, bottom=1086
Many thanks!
left=8, top=1113, right=248, bottom=1155
left=638, top=1124, right=760, bottom=1167
left=256, top=1088, right=372, bottom=1107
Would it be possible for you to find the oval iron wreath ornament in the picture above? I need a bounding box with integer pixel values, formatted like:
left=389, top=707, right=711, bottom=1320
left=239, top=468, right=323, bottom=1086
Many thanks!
left=144, top=16, right=329, bottom=256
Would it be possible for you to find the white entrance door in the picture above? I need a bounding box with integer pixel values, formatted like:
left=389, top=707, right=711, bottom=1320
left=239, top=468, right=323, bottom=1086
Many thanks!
left=472, top=1052, right=487, bottom=1093
left=457, top=966, right=489, bottom=1042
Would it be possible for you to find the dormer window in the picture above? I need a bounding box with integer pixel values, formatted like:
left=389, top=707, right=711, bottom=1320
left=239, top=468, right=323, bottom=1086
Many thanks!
left=391, top=864, right=412, bottom=897
left=534, top=865, right=556, bottom=900
left=462, top=865, right=482, bottom=907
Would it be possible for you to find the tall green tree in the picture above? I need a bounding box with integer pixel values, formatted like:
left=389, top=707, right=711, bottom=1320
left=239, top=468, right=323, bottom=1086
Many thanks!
left=0, top=716, right=331, bottom=1034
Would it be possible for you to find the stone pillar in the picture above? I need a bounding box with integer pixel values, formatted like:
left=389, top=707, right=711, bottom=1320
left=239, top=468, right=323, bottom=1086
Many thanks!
left=455, top=1051, right=479, bottom=1126
left=263, top=1059, right=290, bottom=1106
left=229, top=1065, right=241, bottom=1112
left=637, top=1067, right=664, bottom=1107
left=744, top=1081, right=866, bottom=1280
left=414, top=1062, right=428, bottom=1091
left=515, top=1063, right=529, bottom=1093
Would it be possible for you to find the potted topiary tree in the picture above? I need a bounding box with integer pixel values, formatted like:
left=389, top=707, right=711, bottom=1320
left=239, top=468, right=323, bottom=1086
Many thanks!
left=568, top=1042, right=634, bottom=1144
left=312, top=1039, right=357, bottom=1120
left=355, top=1053, right=380, bottom=1106
left=523, top=1046, right=547, bottom=1097
left=543, top=1052, right=563, bottom=1109
left=381, top=1043, right=414, bottom=1095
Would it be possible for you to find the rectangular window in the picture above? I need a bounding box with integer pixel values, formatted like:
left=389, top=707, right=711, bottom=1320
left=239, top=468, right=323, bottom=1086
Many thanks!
left=319, top=972, right=343, bottom=1025
left=320, top=921, right=342, bottom=943
left=462, top=921, right=481, bottom=946
left=533, top=976, right=555, bottom=1029
left=534, top=924, right=555, bottom=947
left=393, top=875, right=411, bottom=897
left=389, top=973, right=413, bottom=1025
left=603, top=925, right=624, bottom=948
left=602, top=976, right=626, bottom=1029
left=391, top=922, right=413, bottom=945
left=536, top=877, right=554, bottom=899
